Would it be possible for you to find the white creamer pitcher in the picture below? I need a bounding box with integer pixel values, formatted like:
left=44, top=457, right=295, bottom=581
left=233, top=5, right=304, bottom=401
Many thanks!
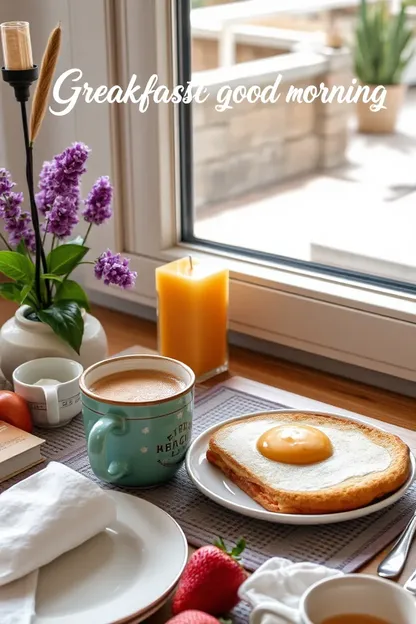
left=13, top=358, right=83, bottom=428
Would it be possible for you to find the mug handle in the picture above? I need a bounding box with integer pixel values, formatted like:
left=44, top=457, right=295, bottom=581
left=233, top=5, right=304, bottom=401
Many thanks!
left=250, top=601, right=302, bottom=624
left=87, top=412, right=129, bottom=482
left=43, top=385, right=60, bottom=426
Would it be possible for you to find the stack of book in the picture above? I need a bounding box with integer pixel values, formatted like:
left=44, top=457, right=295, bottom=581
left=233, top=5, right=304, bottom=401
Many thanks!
left=0, top=421, right=44, bottom=482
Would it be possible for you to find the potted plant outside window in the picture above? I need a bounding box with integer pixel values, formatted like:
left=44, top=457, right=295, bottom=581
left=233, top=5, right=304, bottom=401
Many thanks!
left=354, top=0, right=415, bottom=133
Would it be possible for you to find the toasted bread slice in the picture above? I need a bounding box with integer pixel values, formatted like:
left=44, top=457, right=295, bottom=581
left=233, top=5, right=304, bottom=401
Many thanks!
left=206, top=411, right=411, bottom=514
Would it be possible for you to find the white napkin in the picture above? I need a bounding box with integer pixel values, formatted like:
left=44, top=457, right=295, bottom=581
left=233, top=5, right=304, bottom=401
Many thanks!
left=0, top=461, right=117, bottom=624
left=238, top=557, right=343, bottom=624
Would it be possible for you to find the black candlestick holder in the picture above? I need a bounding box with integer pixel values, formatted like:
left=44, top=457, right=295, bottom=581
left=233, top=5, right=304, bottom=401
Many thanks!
left=1, top=64, right=49, bottom=305
left=1, top=65, right=38, bottom=102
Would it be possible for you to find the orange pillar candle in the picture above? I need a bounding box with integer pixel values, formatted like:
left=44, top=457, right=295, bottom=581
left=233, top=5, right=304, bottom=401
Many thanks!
left=156, top=257, right=229, bottom=380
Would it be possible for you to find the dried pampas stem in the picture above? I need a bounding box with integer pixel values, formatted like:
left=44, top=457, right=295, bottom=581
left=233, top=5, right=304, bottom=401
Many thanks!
left=29, top=23, right=62, bottom=145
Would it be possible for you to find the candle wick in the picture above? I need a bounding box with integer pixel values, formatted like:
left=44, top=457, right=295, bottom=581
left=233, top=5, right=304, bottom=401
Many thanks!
left=189, top=255, right=193, bottom=272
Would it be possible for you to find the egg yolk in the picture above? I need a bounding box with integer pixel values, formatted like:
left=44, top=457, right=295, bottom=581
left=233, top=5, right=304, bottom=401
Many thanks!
left=256, top=424, right=333, bottom=464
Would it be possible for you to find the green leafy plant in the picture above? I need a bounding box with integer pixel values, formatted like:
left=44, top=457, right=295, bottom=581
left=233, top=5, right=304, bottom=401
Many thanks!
left=0, top=158, right=137, bottom=354
left=355, top=0, right=415, bottom=84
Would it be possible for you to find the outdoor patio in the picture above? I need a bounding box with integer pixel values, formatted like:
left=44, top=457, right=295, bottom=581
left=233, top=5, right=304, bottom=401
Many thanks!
left=195, top=88, right=416, bottom=283
left=190, top=0, right=416, bottom=284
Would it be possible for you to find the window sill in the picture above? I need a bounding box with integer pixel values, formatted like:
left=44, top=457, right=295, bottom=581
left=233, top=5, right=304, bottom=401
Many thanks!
left=85, top=240, right=416, bottom=381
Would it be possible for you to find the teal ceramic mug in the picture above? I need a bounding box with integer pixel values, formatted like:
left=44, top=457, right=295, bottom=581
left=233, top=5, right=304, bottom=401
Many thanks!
left=79, top=354, right=195, bottom=487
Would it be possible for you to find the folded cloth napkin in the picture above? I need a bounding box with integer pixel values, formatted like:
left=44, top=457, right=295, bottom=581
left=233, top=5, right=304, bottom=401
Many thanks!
left=0, top=461, right=117, bottom=624
left=238, top=557, right=343, bottom=624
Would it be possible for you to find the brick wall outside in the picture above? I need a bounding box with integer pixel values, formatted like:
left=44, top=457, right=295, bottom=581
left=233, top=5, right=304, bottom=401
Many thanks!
left=193, top=68, right=352, bottom=211
left=192, top=38, right=289, bottom=72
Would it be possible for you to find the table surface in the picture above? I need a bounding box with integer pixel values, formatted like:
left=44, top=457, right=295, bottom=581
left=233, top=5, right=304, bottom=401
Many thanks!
left=0, top=300, right=414, bottom=623
left=142, top=374, right=416, bottom=624
left=145, top=376, right=416, bottom=624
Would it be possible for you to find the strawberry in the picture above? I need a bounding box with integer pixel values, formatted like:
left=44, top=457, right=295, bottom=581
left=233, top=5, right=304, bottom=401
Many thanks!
left=172, top=537, right=247, bottom=616
left=166, top=610, right=221, bottom=624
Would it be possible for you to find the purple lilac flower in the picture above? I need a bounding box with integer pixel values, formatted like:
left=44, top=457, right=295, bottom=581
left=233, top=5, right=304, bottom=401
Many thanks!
left=36, top=142, right=89, bottom=215
left=43, top=195, right=79, bottom=239
left=5, top=211, right=36, bottom=252
left=0, top=171, right=35, bottom=252
left=82, top=176, right=113, bottom=225
left=35, top=189, right=48, bottom=215
left=0, top=169, right=14, bottom=196
left=94, top=250, right=137, bottom=289
left=0, top=191, right=23, bottom=219
left=0, top=169, right=22, bottom=220
left=53, top=142, right=90, bottom=189
left=36, top=160, right=56, bottom=215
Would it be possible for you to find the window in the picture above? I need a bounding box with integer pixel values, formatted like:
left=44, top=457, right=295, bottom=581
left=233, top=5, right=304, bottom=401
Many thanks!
left=184, top=0, right=416, bottom=293
left=4, top=0, right=415, bottom=383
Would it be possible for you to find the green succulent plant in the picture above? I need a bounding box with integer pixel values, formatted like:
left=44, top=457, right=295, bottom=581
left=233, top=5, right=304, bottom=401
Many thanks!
left=354, top=0, right=415, bottom=85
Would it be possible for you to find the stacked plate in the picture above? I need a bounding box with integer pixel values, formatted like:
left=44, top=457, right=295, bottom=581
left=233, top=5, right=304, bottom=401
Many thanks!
left=34, top=492, right=188, bottom=623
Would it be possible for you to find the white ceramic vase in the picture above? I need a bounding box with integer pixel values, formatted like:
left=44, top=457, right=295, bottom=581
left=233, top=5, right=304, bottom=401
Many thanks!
left=0, top=305, right=108, bottom=383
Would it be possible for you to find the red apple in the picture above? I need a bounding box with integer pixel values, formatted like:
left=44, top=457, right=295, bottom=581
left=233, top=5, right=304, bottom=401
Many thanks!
left=0, top=391, right=33, bottom=432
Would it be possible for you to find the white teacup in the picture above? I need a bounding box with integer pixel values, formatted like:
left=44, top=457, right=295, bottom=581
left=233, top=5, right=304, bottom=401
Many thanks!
left=252, top=574, right=416, bottom=624
left=300, top=575, right=416, bottom=624
left=13, top=358, right=83, bottom=428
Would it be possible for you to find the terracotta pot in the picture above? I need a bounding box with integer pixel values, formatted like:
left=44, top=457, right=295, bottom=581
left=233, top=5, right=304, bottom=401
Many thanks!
left=0, top=305, right=108, bottom=382
left=357, top=84, right=406, bottom=134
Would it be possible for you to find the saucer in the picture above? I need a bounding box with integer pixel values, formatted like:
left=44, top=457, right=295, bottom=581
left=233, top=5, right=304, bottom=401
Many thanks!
left=34, top=492, right=188, bottom=623
left=186, top=413, right=416, bottom=525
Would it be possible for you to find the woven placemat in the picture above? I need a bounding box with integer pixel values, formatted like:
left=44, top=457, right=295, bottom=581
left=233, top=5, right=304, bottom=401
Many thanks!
left=2, top=383, right=415, bottom=623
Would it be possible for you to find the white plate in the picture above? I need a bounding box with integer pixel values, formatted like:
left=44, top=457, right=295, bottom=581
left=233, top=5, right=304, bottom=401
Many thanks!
left=186, top=412, right=416, bottom=525
left=128, top=588, right=176, bottom=624
left=34, top=492, right=188, bottom=624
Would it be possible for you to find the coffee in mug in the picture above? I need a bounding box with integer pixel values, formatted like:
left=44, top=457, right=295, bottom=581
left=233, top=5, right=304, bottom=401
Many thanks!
left=90, top=369, right=186, bottom=402
left=80, top=354, right=195, bottom=487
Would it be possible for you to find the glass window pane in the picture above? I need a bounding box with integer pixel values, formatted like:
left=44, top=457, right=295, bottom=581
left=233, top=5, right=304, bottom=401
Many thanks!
left=182, top=0, right=416, bottom=291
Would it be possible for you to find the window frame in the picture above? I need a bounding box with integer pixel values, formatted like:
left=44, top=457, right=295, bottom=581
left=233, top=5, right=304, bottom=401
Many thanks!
left=178, top=0, right=416, bottom=297
left=66, top=0, right=416, bottom=382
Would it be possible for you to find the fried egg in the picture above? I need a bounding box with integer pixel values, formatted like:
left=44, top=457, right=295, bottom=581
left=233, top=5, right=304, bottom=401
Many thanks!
left=216, top=417, right=391, bottom=492
left=257, top=424, right=334, bottom=464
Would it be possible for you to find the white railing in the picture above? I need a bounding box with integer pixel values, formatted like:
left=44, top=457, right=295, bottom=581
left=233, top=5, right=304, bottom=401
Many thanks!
left=191, top=0, right=384, bottom=67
